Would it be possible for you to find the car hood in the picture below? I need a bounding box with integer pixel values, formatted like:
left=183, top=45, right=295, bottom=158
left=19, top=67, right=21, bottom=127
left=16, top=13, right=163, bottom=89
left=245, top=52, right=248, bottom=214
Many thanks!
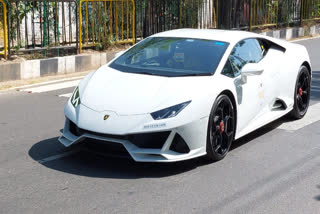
left=80, top=66, right=212, bottom=115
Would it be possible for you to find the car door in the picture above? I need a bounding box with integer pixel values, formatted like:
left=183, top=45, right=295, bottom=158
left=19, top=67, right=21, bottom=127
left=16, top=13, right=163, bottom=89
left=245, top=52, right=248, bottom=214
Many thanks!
left=222, top=38, right=264, bottom=133
left=256, top=39, right=287, bottom=112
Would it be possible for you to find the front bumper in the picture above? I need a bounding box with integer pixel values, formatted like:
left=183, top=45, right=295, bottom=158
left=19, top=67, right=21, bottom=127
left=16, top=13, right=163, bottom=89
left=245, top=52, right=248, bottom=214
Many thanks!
left=59, top=117, right=208, bottom=162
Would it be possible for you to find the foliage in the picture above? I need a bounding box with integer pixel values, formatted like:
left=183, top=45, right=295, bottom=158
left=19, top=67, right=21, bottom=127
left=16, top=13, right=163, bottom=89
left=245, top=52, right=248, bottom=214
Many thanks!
left=2, top=0, right=320, bottom=58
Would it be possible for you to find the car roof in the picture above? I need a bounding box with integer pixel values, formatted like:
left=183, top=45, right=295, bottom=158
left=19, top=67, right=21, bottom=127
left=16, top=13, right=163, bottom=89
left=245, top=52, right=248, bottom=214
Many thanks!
left=150, top=28, right=261, bottom=45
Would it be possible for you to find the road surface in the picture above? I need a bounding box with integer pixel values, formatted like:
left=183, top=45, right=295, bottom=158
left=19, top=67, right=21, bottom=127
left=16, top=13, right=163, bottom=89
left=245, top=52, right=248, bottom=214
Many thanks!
left=1, top=37, right=320, bottom=214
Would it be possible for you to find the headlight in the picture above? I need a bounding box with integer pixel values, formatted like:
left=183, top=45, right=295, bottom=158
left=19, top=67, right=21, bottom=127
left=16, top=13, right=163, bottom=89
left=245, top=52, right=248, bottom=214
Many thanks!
left=71, top=87, right=81, bottom=108
left=151, top=101, right=191, bottom=120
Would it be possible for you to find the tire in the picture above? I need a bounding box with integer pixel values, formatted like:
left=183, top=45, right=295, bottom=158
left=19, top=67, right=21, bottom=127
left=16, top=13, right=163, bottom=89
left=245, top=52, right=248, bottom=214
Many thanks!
left=290, top=65, right=311, bottom=119
left=206, top=94, right=235, bottom=161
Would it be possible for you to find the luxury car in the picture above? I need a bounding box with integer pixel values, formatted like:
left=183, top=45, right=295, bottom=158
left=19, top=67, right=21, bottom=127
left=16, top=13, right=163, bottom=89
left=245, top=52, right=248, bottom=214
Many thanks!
left=59, top=29, right=311, bottom=162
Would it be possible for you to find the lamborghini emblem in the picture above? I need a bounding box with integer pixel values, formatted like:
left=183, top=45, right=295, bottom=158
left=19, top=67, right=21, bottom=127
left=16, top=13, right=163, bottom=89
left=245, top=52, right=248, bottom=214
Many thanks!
left=104, top=115, right=110, bottom=120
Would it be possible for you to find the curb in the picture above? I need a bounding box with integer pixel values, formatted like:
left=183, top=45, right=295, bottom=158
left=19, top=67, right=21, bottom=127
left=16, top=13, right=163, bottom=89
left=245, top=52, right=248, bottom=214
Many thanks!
left=0, top=51, right=117, bottom=83
left=258, top=24, right=320, bottom=40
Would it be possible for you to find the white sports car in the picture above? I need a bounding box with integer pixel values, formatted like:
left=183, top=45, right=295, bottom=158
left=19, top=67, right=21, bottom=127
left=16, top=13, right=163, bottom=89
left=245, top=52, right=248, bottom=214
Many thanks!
left=59, top=29, right=311, bottom=162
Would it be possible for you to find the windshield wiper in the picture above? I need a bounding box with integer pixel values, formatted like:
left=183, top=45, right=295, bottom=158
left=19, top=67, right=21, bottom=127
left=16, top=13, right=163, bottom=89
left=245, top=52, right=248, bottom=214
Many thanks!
left=130, top=71, right=158, bottom=76
left=177, top=73, right=211, bottom=77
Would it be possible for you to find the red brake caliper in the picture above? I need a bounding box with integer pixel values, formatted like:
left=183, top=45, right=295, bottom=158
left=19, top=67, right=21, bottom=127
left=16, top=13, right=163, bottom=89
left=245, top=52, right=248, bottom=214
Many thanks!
left=298, top=88, right=303, bottom=96
left=219, top=121, right=225, bottom=133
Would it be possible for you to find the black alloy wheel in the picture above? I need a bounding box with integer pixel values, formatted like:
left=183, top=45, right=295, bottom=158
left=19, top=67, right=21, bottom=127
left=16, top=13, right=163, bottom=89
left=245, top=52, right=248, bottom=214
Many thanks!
left=291, top=66, right=311, bottom=119
left=206, top=94, right=235, bottom=161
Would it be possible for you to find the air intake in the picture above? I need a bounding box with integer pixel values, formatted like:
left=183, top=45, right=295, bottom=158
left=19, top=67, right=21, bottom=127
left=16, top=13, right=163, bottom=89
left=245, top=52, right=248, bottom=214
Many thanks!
left=272, top=98, right=287, bottom=111
left=170, top=134, right=190, bottom=154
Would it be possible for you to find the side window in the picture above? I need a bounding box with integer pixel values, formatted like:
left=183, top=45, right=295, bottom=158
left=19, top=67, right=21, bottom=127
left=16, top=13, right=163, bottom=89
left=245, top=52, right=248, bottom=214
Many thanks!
left=224, top=39, right=263, bottom=77
left=221, top=58, right=234, bottom=78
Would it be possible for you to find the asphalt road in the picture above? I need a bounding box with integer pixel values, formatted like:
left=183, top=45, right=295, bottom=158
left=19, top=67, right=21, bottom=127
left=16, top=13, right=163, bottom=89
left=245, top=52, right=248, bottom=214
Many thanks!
left=1, top=38, right=320, bottom=214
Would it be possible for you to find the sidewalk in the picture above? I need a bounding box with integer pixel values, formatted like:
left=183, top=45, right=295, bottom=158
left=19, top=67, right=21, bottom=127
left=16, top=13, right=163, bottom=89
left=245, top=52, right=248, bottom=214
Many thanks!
left=0, top=70, right=90, bottom=91
left=0, top=51, right=118, bottom=85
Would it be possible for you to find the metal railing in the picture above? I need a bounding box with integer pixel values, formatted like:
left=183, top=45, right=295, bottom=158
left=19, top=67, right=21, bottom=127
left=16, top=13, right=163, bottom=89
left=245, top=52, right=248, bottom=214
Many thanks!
left=250, top=0, right=279, bottom=30
left=79, top=0, right=135, bottom=53
left=0, top=0, right=8, bottom=59
left=135, top=0, right=218, bottom=38
left=217, top=0, right=250, bottom=30
left=218, top=0, right=320, bottom=30
left=302, top=0, right=320, bottom=23
left=2, top=0, right=320, bottom=59
left=7, top=0, right=78, bottom=57
left=277, top=0, right=302, bottom=27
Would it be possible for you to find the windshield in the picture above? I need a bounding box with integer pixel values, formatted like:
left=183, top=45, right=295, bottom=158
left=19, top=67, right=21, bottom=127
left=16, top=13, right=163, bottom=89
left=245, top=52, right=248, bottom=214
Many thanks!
left=109, top=37, right=229, bottom=77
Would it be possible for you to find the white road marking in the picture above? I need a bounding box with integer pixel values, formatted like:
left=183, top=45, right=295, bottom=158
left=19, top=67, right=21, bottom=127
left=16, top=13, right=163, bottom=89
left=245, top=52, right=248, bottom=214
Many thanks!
left=58, top=93, right=73, bottom=98
left=37, top=149, right=80, bottom=164
left=278, top=103, right=320, bottom=131
left=21, top=80, right=80, bottom=93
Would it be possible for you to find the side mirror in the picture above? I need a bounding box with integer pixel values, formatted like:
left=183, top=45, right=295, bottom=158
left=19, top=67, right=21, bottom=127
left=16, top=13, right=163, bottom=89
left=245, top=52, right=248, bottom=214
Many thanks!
left=114, top=50, right=125, bottom=59
left=241, top=63, right=264, bottom=84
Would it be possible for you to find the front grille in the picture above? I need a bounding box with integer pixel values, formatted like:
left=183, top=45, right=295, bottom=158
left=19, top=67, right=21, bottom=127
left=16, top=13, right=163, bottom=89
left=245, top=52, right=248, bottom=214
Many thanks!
left=84, top=138, right=131, bottom=158
left=69, top=120, right=126, bottom=139
left=69, top=120, right=170, bottom=149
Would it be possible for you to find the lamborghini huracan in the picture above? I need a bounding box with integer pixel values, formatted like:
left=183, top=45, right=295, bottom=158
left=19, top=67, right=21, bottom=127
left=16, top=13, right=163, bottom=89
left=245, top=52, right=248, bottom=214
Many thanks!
left=59, top=29, right=311, bottom=162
